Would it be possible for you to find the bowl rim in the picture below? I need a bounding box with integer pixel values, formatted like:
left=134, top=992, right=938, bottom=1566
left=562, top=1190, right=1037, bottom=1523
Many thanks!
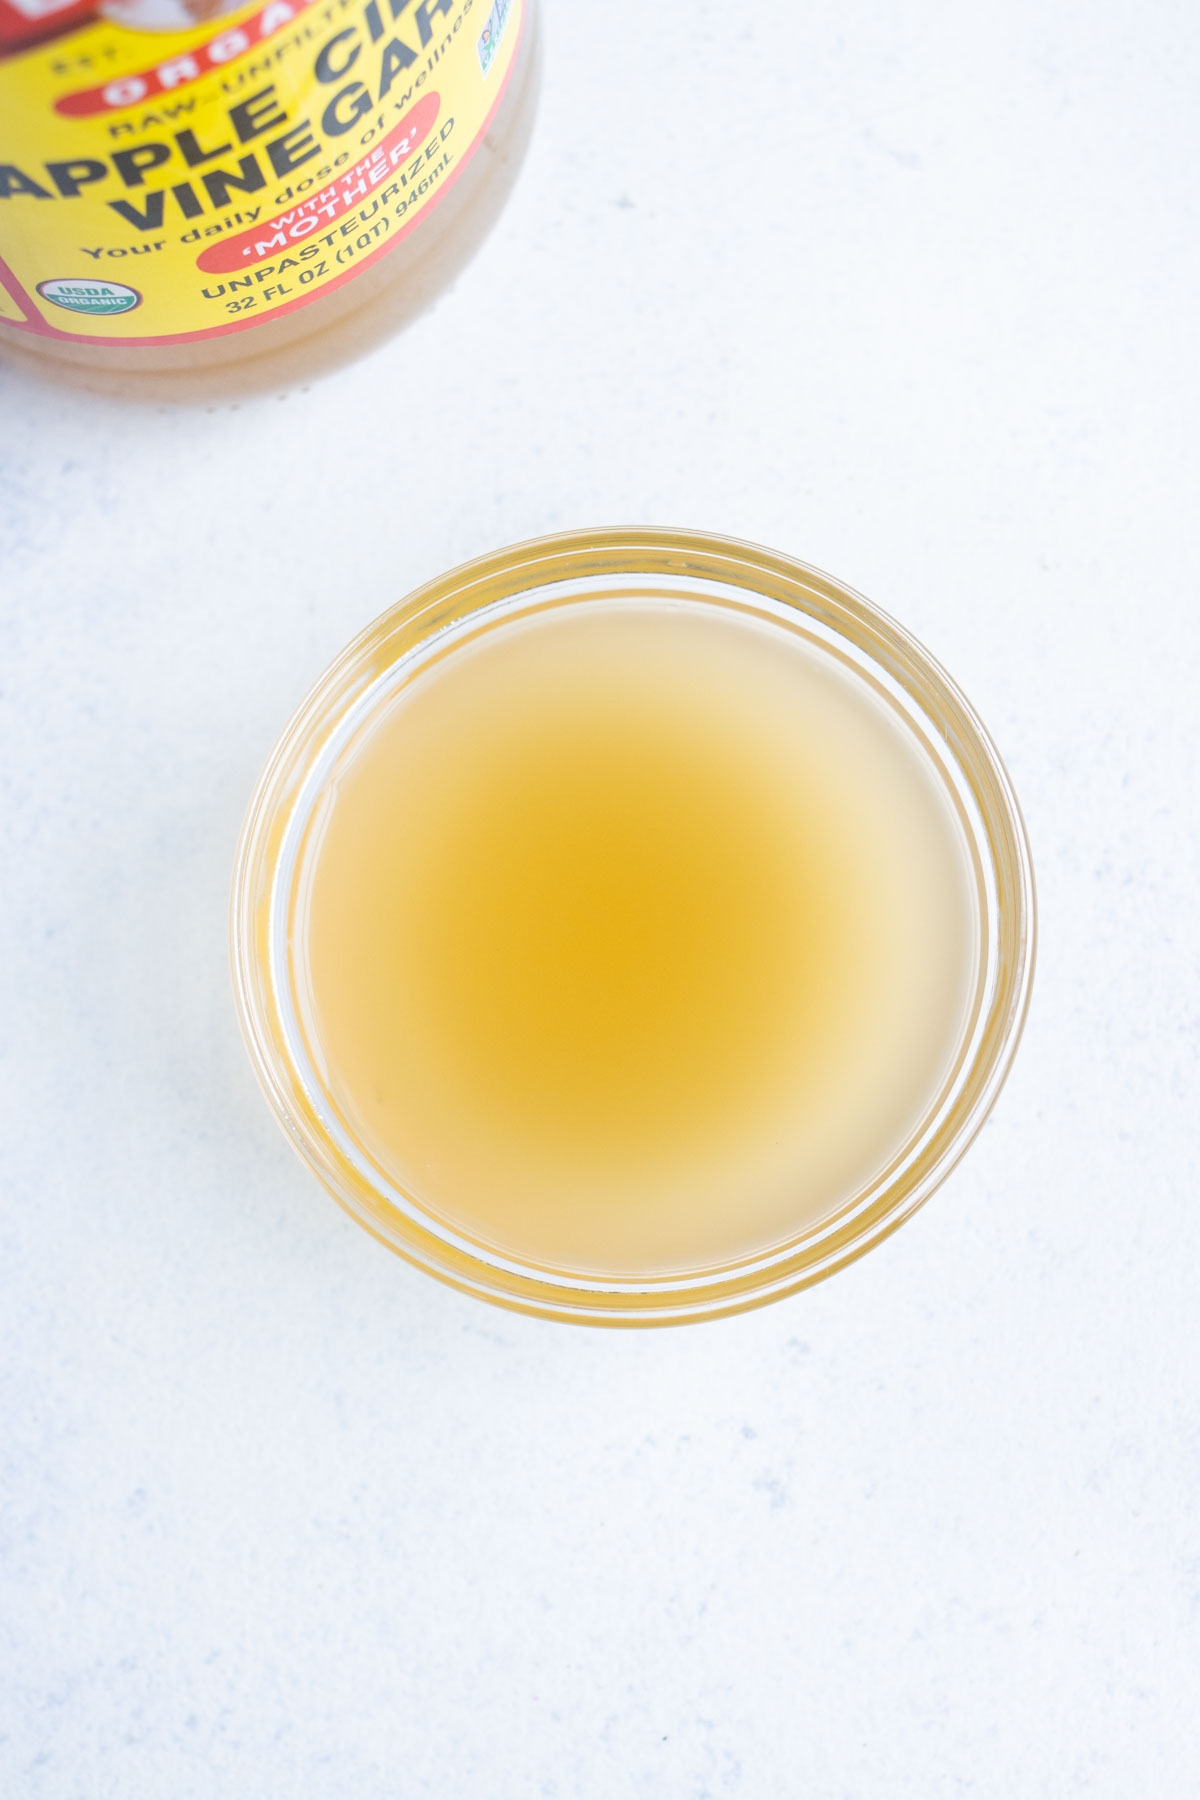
left=230, top=526, right=1036, bottom=1325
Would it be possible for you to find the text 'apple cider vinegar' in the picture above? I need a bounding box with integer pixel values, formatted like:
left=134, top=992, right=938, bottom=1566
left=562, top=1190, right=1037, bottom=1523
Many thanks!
left=0, top=0, right=538, bottom=393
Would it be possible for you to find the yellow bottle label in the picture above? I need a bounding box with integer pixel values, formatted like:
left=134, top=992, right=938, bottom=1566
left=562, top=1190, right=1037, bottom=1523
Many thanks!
left=0, top=0, right=523, bottom=344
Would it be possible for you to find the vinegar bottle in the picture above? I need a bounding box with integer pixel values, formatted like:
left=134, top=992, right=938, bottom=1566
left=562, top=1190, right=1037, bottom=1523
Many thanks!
left=0, top=0, right=539, bottom=397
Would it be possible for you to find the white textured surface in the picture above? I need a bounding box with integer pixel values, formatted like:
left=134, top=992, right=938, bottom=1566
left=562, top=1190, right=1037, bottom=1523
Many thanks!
left=2, top=1, right=1198, bottom=1794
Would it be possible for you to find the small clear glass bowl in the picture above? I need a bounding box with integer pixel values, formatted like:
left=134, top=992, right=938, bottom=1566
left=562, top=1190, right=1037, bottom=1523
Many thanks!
left=230, top=528, right=1035, bottom=1325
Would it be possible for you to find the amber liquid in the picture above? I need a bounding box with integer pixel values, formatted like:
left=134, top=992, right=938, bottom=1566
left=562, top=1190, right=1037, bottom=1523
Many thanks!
left=292, top=600, right=979, bottom=1276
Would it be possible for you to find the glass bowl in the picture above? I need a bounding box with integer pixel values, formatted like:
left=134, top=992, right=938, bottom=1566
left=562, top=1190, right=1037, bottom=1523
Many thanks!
left=230, top=528, right=1035, bottom=1325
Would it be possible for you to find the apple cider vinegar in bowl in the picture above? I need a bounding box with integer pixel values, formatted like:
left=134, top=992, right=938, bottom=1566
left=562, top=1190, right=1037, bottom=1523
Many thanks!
left=232, top=530, right=1034, bottom=1324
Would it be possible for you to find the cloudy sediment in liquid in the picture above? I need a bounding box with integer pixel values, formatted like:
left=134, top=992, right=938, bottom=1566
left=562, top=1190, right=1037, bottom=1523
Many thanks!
left=292, top=600, right=980, bottom=1276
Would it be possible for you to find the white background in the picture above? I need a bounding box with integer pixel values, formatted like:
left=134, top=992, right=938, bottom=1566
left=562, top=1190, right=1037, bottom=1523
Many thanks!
left=2, top=1, right=1198, bottom=1793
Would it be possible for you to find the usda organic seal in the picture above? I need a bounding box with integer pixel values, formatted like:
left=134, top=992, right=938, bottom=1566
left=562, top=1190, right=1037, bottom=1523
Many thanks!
left=37, top=279, right=141, bottom=317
